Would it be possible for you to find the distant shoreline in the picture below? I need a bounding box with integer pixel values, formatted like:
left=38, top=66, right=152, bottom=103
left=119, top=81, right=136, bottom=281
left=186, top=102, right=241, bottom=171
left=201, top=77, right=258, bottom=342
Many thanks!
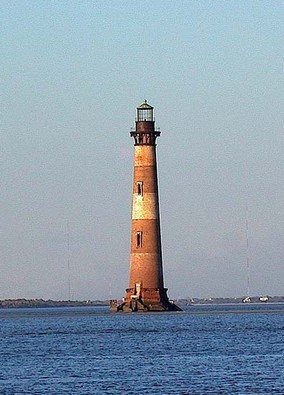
left=0, top=296, right=283, bottom=309
left=0, top=299, right=108, bottom=309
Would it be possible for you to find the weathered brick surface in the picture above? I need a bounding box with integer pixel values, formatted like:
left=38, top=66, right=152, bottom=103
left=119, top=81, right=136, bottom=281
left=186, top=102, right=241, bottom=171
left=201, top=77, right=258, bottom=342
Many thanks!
left=121, top=103, right=181, bottom=312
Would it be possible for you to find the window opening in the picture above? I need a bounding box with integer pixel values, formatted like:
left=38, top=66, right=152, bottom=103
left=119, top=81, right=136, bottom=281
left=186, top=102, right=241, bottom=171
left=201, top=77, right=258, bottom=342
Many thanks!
left=137, top=231, right=143, bottom=248
left=137, top=182, right=143, bottom=196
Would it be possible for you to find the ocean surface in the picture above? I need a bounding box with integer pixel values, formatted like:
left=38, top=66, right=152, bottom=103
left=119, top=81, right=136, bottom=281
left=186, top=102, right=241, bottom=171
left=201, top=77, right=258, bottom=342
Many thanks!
left=0, top=304, right=283, bottom=394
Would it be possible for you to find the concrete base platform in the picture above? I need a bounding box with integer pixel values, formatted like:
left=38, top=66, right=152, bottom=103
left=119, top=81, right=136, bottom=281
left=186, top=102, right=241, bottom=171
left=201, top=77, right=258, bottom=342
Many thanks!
left=110, top=298, right=182, bottom=313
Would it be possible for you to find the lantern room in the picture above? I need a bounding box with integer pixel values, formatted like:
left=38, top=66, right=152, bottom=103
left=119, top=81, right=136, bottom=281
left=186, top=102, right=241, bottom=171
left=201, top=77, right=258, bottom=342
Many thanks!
left=136, top=100, right=154, bottom=122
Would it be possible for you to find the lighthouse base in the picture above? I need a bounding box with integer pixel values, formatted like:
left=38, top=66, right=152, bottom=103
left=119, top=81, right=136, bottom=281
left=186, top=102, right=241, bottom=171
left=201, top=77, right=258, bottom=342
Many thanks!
left=111, top=287, right=182, bottom=312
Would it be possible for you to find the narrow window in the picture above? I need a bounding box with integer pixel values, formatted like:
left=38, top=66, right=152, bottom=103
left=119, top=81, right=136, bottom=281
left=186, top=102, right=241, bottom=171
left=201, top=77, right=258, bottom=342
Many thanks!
left=137, top=181, right=143, bottom=196
left=137, top=231, right=143, bottom=248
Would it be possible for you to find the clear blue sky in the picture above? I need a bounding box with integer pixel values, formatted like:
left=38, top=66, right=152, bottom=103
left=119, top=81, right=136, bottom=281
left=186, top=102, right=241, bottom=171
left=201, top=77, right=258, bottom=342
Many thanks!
left=2, top=0, right=283, bottom=300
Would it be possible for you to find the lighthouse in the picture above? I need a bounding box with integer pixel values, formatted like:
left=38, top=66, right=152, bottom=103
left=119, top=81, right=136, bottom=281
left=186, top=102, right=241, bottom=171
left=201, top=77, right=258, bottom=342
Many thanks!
left=116, top=101, right=181, bottom=312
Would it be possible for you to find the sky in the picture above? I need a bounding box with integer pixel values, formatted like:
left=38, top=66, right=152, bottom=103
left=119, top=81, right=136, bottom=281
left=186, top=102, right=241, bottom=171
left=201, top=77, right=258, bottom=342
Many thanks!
left=1, top=0, right=283, bottom=300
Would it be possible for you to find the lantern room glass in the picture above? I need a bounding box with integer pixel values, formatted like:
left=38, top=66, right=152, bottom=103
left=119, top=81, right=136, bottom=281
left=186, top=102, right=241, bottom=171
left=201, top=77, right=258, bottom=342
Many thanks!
left=137, top=107, right=153, bottom=122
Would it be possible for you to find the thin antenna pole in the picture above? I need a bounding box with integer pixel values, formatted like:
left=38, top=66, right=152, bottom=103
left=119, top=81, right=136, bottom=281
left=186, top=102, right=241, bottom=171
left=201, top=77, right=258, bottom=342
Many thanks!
left=109, top=280, right=112, bottom=300
left=245, top=203, right=250, bottom=297
left=66, top=221, right=71, bottom=301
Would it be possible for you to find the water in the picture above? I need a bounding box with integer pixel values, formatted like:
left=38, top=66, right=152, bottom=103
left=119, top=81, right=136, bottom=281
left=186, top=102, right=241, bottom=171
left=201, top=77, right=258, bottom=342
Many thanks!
left=0, top=304, right=283, bottom=394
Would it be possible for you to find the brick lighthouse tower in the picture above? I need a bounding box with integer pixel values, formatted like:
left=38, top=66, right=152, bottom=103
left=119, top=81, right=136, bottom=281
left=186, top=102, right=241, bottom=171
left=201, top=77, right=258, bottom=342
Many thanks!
left=116, top=101, right=181, bottom=312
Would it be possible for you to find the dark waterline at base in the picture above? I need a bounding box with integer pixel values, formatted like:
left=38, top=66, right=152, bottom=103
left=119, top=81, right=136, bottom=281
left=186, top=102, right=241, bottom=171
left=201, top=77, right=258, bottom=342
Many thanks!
left=0, top=304, right=283, bottom=394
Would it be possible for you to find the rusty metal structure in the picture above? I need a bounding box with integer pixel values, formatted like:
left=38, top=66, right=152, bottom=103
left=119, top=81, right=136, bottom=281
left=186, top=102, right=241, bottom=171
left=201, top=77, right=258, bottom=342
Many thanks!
left=113, top=101, right=181, bottom=312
